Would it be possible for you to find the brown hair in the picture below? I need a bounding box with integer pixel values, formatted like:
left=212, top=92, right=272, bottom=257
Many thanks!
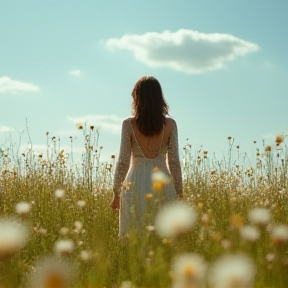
left=131, top=76, right=169, bottom=136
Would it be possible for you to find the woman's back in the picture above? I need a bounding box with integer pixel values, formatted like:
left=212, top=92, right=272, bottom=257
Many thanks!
left=129, top=117, right=175, bottom=159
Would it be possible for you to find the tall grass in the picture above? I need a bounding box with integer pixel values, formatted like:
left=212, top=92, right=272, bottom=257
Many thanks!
left=0, top=129, right=288, bottom=288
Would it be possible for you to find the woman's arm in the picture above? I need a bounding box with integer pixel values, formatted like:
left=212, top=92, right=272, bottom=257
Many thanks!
left=167, top=119, right=183, bottom=199
left=111, top=119, right=131, bottom=207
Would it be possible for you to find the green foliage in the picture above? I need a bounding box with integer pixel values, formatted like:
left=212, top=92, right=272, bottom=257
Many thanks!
left=0, top=133, right=288, bottom=287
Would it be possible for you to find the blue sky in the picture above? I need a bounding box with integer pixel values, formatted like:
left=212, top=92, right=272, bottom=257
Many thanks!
left=0, top=0, right=287, bottom=164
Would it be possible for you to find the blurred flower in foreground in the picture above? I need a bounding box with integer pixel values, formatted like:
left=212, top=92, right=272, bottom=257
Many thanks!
left=79, top=250, right=92, bottom=262
left=54, top=239, right=74, bottom=256
left=208, top=254, right=255, bottom=288
left=270, top=224, right=288, bottom=245
left=74, top=221, right=83, bottom=233
left=120, top=280, right=134, bottom=288
left=151, top=167, right=171, bottom=192
left=0, top=218, right=29, bottom=259
left=248, top=207, right=270, bottom=226
left=29, top=257, right=72, bottom=288
left=77, top=200, right=86, bottom=207
left=240, top=225, right=260, bottom=242
left=15, top=201, right=31, bottom=216
left=155, top=201, right=197, bottom=239
left=171, top=253, right=207, bottom=288
left=55, top=189, right=65, bottom=199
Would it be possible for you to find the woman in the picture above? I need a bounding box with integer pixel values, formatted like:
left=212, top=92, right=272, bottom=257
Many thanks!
left=110, top=76, right=183, bottom=237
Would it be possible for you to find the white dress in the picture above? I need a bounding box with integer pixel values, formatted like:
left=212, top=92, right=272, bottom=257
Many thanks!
left=113, top=117, right=182, bottom=237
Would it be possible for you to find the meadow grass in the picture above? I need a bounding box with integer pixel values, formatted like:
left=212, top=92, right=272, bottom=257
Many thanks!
left=0, top=129, right=288, bottom=288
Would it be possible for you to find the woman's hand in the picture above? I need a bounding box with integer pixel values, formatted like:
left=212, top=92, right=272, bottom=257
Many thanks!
left=110, top=192, right=120, bottom=210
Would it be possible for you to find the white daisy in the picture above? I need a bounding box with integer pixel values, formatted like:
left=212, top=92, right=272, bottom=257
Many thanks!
left=240, top=225, right=260, bottom=242
left=0, top=218, right=29, bottom=259
left=248, top=207, right=270, bottom=226
left=171, top=253, right=207, bottom=288
left=155, top=201, right=197, bottom=239
left=208, top=254, right=256, bottom=288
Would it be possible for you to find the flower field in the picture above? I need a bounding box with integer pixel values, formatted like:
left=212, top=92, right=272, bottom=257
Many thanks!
left=0, top=130, right=288, bottom=288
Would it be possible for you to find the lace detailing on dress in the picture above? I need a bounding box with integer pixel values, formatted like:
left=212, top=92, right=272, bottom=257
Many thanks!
left=113, top=118, right=182, bottom=197
left=113, top=120, right=131, bottom=191
left=167, top=120, right=183, bottom=197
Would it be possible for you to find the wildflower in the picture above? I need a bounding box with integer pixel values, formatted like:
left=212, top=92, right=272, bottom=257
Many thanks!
left=55, top=189, right=65, bottom=199
left=15, top=201, right=31, bottom=216
left=248, top=207, right=270, bottom=226
left=208, top=254, right=256, bottom=288
left=146, top=225, right=155, bottom=232
left=201, top=213, right=210, bottom=225
left=74, top=221, right=83, bottom=233
left=76, top=123, right=83, bottom=130
left=155, top=201, right=197, bottom=239
left=54, top=239, right=74, bottom=256
left=145, top=193, right=153, bottom=200
left=120, top=281, right=134, bottom=288
left=77, top=200, right=86, bottom=207
left=33, top=227, right=47, bottom=235
left=79, top=250, right=92, bottom=261
left=240, top=225, right=260, bottom=242
left=28, top=257, right=72, bottom=288
left=151, top=167, right=171, bottom=192
left=59, top=227, right=69, bottom=236
left=228, top=136, right=232, bottom=140
left=270, top=224, right=288, bottom=245
left=90, top=125, right=94, bottom=130
left=264, top=145, right=272, bottom=152
left=275, top=134, right=284, bottom=144
left=230, top=214, right=244, bottom=229
left=122, top=181, right=133, bottom=191
left=266, top=253, right=275, bottom=262
left=0, top=218, right=29, bottom=259
left=197, top=202, right=203, bottom=210
left=171, top=253, right=207, bottom=288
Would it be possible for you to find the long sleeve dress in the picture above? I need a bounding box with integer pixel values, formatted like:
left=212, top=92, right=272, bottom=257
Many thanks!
left=113, top=117, right=182, bottom=237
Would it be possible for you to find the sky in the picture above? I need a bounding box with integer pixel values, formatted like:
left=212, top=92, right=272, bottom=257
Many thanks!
left=0, top=0, right=287, bottom=166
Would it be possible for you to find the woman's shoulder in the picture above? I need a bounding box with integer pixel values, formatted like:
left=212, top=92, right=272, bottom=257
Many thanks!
left=121, top=117, right=133, bottom=131
left=122, top=117, right=133, bottom=124
left=165, top=117, right=177, bottom=127
left=165, top=117, right=178, bottom=136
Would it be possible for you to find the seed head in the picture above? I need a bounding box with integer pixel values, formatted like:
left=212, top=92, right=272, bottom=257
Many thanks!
left=275, top=134, right=284, bottom=144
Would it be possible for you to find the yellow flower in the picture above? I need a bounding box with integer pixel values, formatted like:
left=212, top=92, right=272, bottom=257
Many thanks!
left=230, top=214, right=244, bottom=229
left=145, top=193, right=153, bottom=200
left=151, top=167, right=171, bottom=192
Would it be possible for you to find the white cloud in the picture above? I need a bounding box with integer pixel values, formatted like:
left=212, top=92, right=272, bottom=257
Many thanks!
left=0, top=76, right=40, bottom=93
left=68, top=69, right=82, bottom=76
left=67, top=114, right=123, bottom=134
left=0, top=125, right=15, bottom=133
left=105, top=29, right=259, bottom=74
